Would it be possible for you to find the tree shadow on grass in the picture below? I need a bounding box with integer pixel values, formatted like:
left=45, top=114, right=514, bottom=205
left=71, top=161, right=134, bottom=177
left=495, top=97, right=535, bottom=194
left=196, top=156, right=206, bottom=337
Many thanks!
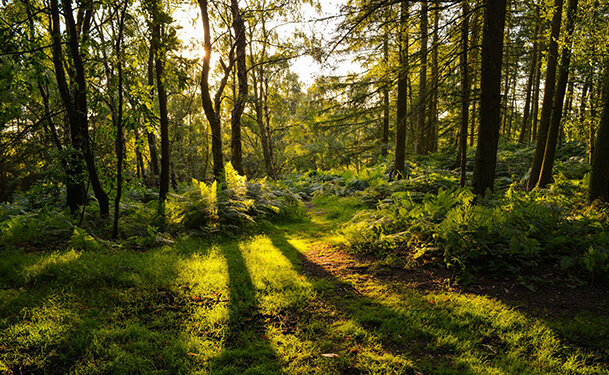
left=268, top=232, right=595, bottom=375
left=209, top=242, right=283, bottom=375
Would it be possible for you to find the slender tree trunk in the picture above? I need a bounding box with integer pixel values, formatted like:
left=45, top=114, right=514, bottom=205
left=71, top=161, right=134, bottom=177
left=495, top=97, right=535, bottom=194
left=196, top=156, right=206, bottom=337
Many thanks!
left=394, top=0, right=409, bottom=179
left=518, top=14, right=540, bottom=143
left=51, top=0, right=109, bottom=216
left=537, top=0, right=578, bottom=188
left=146, top=46, right=160, bottom=179
left=151, top=4, right=170, bottom=202
left=459, top=0, right=470, bottom=187
left=381, top=31, right=390, bottom=157
left=589, top=59, right=609, bottom=203
left=528, top=0, right=564, bottom=190
left=230, top=0, right=247, bottom=175
left=469, top=2, right=481, bottom=148
left=472, top=0, right=507, bottom=195
left=531, top=42, right=542, bottom=142
left=428, top=0, right=440, bottom=153
left=113, top=3, right=127, bottom=238
left=416, top=0, right=428, bottom=155
left=198, top=0, right=224, bottom=179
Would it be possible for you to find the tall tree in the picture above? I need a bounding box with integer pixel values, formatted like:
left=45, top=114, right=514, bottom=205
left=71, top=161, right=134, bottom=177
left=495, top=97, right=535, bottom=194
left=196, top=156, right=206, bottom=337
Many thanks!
left=394, top=0, right=409, bottom=179
left=589, top=58, right=609, bottom=203
left=459, top=0, right=470, bottom=187
left=49, top=0, right=110, bottom=216
left=230, top=0, right=247, bottom=175
left=537, top=0, right=578, bottom=188
left=518, top=5, right=541, bottom=144
left=415, top=1, right=428, bottom=155
left=472, top=0, right=507, bottom=195
left=527, top=0, right=564, bottom=190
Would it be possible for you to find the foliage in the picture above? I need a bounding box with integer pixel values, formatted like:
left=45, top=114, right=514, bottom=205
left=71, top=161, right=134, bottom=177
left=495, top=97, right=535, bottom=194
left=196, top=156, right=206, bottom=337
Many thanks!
left=167, top=163, right=302, bottom=235
left=322, top=146, right=609, bottom=284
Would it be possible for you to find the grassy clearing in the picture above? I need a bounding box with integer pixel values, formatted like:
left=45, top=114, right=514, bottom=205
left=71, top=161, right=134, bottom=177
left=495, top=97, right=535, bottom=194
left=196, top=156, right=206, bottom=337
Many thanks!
left=1, top=198, right=607, bottom=374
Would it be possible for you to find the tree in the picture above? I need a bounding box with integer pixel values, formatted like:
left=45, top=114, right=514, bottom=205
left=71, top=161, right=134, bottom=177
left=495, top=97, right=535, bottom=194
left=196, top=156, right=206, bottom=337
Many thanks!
left=537, top=0, right=578, bottom=188
left=589, top=58, right=609, bottom=203
left=527, top=0, right=564, bottom=190
left=458, top=0, right=470, bottom=187
left=230, top=0, right=247, bottom=175
left=472, top=0, right=507, bottom=195
left=49, top=0, right=110, bottom=216
left=394, top=0, right=409, bottom=179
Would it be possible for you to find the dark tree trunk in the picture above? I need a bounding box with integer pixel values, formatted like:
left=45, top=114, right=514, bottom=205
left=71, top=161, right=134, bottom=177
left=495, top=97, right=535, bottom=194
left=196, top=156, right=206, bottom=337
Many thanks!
left=528, top=0, right=564, bottom=190
left=530, top=42, right=542, bottom=142
left=51, top=0, right=109, bottom=217
left=146, top=46, right=160, bottom=179
left=394, top=0, right=409, bottom=179
left=230, top=0, right=247, bottom=175
left=381, top=31, right=390, bottom=157
left=416, top=1, right=428, bottom=155
left=113, top=3, right=127, bottom=238
left=469, top=2, right=481, bottom=148
left=518, top=14, right=540, bottom=144
left=459, top=0, right=470, bottom=187
left=537, top=0, right=578, bottom=188
left=589, top=60, right=609, bottom=203
left=198, top=0, right=224, bottom=179
left=472, top=0, right=507, bottom=196
left=428, top=0, right=440, bottom=153
left=151, top=5, right=170, bottom=202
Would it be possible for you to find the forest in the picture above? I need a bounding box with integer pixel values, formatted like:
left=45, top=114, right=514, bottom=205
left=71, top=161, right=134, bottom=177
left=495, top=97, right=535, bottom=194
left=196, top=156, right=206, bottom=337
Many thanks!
left=1, top=0, right=609, bottom=373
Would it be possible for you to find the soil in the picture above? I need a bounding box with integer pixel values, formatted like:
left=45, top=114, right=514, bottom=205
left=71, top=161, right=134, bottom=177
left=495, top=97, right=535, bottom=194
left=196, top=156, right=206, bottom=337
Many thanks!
left=300, top=242, right=609, bottom=321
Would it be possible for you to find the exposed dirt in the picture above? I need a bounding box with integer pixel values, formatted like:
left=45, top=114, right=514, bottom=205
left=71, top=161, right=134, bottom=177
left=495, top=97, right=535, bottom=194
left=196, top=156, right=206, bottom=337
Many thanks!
left=300, top=242, right=609, bottom=320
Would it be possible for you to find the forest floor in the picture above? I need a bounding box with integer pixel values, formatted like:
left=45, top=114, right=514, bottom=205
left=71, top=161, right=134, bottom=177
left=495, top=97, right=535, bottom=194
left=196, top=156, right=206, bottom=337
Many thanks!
left=1, top=200, right=608, bottom=374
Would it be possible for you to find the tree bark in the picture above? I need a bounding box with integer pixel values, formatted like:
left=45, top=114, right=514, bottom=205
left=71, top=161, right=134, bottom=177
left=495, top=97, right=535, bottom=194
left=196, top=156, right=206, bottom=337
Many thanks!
left=589, top=59, right=609, bottom=203
left=146, top=45, right=160, bottom=179
left=527, top=0, right=563, bottom=190
left=394, top=0, right=409, bottom=179
left=230, top=0, right=247, bottom=175
left=416, top=1, right=428, bottom=155
left=537, top=0, right=578, bottom=188
left=198, top=0, right=224, bottom=179
left=381, top=30, right=390, bottom=157
left=472, top=0, right=507, bottom=196
left=151, top=2, right=170, bottom=202
left=51, top=0, right=109, bottom=217
left=428, top=0, right=440, bottom=153
left=518, top=12, right=540, bottom=144
left=459, top=0, right=470, bottom=187
left=113, top=2, right=127, bottom=238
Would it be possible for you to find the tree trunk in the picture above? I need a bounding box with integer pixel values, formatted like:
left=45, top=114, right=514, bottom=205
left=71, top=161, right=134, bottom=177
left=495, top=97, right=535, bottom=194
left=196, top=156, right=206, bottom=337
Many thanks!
left=518, top=12, right=540, bottom=144
left=530, top=42, right=542, bottom=142
left=416, top=0, right=428, bottom=155
left=588, top=59, right=609, bottom=203
left=527, top=0, right=564, bottom=190
left=51, top=0, right=109, bottom=217
left=230, top=0, right=247, bottom=175
left=381, top=31, right=390, bottom=157
left=146, top=45, right=160, bottom=179
left=459, top=0, right=470, bottom=187
left=537, top=0, right=578, bottom=188
left=472, top=0, right=507, bottom=195
left=394, top=0, right=409, bottom=179
left=113, top=3, right=127, bottom=238
left=151, top=3, right=170, bottom=202
left=469, top=2, right=481, bottom=148
left=428, top=0, right=440, bottom=153
left=198, top=0, right=224, bottom=179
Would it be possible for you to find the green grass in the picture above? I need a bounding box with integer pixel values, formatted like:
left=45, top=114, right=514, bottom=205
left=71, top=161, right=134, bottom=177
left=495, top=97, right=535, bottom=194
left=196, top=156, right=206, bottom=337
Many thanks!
left=0, top=200, right=607, bottom=374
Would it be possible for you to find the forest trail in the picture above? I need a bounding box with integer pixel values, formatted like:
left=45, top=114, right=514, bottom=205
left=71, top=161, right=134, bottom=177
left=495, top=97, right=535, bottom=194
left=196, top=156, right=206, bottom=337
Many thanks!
left=1, top=202, right=608, bottom=375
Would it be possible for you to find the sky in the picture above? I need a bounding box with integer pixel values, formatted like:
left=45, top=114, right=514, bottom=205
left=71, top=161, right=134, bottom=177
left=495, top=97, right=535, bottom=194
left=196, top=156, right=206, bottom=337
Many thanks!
left=172, top=0, right=357, bottom=88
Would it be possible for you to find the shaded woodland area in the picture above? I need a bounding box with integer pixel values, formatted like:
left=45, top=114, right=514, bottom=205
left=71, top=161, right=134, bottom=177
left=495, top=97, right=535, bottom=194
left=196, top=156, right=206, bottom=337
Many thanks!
left=1, top=0, right=609, bottom=373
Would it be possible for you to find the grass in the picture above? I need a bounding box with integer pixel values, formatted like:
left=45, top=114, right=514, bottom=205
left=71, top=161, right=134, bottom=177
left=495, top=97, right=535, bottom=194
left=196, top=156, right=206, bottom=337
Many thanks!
left=1, top=196, right=607, bottom=374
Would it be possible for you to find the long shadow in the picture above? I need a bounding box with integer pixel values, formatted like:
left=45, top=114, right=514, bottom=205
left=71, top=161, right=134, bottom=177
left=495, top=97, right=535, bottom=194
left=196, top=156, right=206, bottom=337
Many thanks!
left=268, top=232, right=587, bottom=375
left=209, top=241, right=283, bottom=374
